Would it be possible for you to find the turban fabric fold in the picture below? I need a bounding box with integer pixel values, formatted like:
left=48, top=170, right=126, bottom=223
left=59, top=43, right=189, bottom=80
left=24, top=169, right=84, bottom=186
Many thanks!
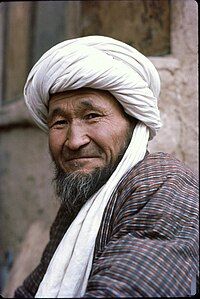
left=24, top=35, right=162, bottom=139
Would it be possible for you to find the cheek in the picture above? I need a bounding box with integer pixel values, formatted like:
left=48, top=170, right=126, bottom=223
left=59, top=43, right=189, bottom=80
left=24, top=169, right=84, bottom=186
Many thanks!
left=91, top=122, right=130, bottom=157
left=49, top=132, right=64, bottom=157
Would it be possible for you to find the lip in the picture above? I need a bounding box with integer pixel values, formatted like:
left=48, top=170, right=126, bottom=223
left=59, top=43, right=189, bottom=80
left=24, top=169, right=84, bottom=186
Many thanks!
left=65, top=157, right=99, bottom=162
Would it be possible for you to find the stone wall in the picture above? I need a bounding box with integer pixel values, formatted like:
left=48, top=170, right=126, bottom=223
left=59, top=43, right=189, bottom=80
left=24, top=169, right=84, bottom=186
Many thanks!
left=0, top=0, right=198, bottom=296
left=149, top=0, right=198, bottom=175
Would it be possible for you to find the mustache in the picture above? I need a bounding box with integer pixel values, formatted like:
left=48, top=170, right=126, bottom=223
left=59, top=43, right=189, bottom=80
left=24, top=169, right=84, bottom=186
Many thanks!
left=61, top=146, right=104, bottom=161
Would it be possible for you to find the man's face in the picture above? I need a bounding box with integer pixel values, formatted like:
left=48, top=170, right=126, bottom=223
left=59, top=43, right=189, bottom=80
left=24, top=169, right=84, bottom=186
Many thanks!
left=48, top=88, right=134, bottom=175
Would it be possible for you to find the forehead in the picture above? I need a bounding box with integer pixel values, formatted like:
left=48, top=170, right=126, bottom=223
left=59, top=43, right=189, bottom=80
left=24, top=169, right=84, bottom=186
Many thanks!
left=48, top=88, right=124, bottom=113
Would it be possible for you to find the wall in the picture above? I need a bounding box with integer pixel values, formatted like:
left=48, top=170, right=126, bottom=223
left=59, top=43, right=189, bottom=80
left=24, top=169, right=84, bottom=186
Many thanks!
left=0, top=0, right=198, bottom=296
left=149, top=0, right=198, bottom=175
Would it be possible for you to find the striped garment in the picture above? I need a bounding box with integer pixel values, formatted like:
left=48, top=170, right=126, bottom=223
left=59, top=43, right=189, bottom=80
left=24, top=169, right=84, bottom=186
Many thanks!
left=14, top=152, right=199, bottom=298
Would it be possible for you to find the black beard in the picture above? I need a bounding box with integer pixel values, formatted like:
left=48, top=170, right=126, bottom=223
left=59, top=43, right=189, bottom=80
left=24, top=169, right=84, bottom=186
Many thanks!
left=53, top=163, right=118, bottom=215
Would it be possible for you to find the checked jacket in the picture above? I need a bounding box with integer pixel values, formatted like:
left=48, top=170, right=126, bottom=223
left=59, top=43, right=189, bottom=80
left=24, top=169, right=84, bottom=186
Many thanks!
left=14, top=152, right=199, bottom=297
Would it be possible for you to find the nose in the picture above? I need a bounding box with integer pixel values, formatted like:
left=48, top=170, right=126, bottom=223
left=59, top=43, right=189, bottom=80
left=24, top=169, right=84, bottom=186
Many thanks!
left=64, top=122, right=90, bottom=151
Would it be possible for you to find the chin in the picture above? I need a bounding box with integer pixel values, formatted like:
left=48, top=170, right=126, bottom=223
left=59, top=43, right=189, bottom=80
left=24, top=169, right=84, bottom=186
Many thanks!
left=69, top=168, right=95, bottom=175
left=62, top=162, right=104, bottom=175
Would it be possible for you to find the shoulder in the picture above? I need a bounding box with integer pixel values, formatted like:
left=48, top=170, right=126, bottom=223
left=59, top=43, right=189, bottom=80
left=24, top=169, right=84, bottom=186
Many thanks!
left=119, top=151, right=198, bottom=191
left=95, top=152, right=198, bottom=252
left=135, top=151, right=196, bottom=176
left=112, top=152, right=198, bottom=221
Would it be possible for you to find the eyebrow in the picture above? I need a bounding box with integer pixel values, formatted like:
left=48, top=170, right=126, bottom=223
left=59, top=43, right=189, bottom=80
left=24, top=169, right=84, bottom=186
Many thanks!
left=48, top=100, right=103, bottom=121
left=48, top=107, right=66, bottom=122
left=79, top=100, right=102, bottom=111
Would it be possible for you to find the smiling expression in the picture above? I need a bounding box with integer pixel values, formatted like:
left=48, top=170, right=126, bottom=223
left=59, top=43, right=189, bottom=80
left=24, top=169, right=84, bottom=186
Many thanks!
left=48, top=88, right=135, bottom=174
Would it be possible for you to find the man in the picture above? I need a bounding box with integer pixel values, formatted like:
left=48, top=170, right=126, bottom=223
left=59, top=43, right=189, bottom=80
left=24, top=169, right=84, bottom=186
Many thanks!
left=14, top=36, right=198, bottom=297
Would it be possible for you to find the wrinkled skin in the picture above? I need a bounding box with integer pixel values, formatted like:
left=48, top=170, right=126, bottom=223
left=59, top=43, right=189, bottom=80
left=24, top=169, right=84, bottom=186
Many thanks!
left=48, top=88, right=136, bottom=175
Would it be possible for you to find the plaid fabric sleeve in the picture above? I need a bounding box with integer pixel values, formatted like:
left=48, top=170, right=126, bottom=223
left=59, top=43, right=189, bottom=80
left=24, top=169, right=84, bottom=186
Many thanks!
left=13, top=205, right=72, bottom=298
left=84, top=153, right=199, bottom=297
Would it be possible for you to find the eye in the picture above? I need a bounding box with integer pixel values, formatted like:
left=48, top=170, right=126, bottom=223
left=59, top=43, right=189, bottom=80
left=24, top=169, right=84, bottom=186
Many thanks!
left=50, top=119, right=67, bottom=128
left=85, top=113, right=101, bottom=120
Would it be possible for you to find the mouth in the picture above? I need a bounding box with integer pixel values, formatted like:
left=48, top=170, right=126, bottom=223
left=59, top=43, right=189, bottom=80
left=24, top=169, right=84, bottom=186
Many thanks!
left=62, top=157, right=100, bottom=172
left=65, top=156, right=100, bottom=163
left=59, top=155, right=104, bottom=173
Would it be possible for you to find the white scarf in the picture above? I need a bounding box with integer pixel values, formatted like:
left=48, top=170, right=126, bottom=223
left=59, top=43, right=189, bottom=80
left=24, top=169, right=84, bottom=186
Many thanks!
left=35, top=122, right=149, bottom=298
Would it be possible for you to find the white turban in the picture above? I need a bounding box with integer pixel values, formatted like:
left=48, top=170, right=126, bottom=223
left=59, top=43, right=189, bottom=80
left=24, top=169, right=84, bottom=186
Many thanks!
left=24, top=35, right=161, bottom=139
